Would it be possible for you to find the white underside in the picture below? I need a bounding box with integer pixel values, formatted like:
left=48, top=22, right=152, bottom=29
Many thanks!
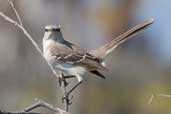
left=53, top=63, right=87, bottom=82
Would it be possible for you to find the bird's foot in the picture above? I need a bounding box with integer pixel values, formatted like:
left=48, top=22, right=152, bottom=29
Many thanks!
left=58, top=76, right=69, bottom=87
left=58, top=75, right=76, bottom=87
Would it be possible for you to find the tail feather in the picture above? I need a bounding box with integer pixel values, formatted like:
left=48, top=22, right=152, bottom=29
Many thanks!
left=90, top=70, right=106, bottom=79
left=90, top=18, right=154, bottom=58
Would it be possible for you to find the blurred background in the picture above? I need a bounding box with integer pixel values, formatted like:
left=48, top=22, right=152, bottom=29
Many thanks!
left=0, top=0, right=171, bottom=114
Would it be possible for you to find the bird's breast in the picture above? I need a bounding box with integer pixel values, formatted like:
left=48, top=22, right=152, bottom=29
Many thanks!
left=43, top=40, right=56, bottom=62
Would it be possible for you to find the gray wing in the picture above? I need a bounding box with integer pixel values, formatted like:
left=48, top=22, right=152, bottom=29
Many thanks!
left=49, top=41, right=105, bottom=70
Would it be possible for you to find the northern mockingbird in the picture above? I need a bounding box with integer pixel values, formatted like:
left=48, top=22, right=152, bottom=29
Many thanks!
left=43, top=18, right=154, bottom=94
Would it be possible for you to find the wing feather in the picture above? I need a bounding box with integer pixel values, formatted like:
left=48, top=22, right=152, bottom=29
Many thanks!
left=49, top=42, right=105, bottom=70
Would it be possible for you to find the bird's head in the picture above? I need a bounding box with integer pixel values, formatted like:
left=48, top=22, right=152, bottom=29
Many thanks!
left=43, top=25, right=64, bottom=42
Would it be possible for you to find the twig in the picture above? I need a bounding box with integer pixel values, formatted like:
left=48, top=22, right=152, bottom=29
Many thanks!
left=23, top=99, right=70, bottom=114
left=0, top=111, right=44, bottom=114
left=59, top=73, right=73, bottom=111
left=0, top=10, right=60, bottom=76
left=0, top=0, right=73, bottom=112
left=0, top=0, right=58, bottom=77
left=9, top=0, right=23, bottom=26
left=0, top=99, right=70, bottom=114
left=148, top=93, right=171, bottom=104
left=148, top=94, right=155, bottom=104
left=158, top=94, right=171, bottom=98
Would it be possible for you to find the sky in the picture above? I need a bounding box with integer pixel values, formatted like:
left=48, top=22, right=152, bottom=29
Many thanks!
left=135, top=0, right=171, bottom=63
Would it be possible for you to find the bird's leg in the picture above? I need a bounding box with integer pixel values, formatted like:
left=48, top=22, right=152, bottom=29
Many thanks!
left=58, top=73, right=69, bottom=87
left=58, top=74, right=76, bottom=87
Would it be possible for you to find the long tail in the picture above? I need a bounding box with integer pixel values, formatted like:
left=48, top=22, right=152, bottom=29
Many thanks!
left=90, top=18, right=154, bottom=58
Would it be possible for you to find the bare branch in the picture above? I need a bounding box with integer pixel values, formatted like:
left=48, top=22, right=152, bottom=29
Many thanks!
left=0, top=11, right=20, bottom=26
left=0, top=99, right=70, bottom=114
left=0, top=1, right=59, bottom=77
left=0, top=111, right=44, bottom=114
left=8, top=0, right=23, bottom=26
left=158, top=94, right=171, bottom=98
left=0, top=10, right=59, bottom=75
left=148, top=93, right=171, bottom=104
left=148, top=94, right=154, bottom=104
left=59, top=73, right=71, bottom=111
left=0, top=110, right=68, bottom=114
left=23, top=99, right=70, bottom=114
left=0, top=0, right=77, bottom=112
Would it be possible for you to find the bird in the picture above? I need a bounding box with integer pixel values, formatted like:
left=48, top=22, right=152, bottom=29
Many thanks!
left=43, top=18, right=154, bottom=95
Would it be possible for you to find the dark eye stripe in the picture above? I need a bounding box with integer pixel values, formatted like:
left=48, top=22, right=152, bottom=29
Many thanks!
left=45, top=28, right=60, bottom=32
left=45, top=29, right=49, bottom=32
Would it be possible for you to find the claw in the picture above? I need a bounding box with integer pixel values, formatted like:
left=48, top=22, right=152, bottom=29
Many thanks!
left=58, top=76, right=70, bottom=87
left=64, top=81, right=69, bottom=87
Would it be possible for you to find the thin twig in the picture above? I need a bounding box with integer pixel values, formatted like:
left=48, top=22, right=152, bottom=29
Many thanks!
left=148, top=93, right=171, bottom=104
left=0, top=1, right=59, bottom=77
left=0, top=10, right=58, bottom=76
left=158, top=94, right=171, bottom=98
left=0, top=0, right=72, bottom=112
left=0, top=99, right=70, bottom=114
left=62, top=82, right=69, bottom=111
left=8, top=0, right=23, bottom=26
left=23, top=99, right=70, bottom=114
left=0, top=110, right=44, bottom=114
left=148, top=94, right=154, bottom=104
left=59, top=72, right=71, bottom=111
